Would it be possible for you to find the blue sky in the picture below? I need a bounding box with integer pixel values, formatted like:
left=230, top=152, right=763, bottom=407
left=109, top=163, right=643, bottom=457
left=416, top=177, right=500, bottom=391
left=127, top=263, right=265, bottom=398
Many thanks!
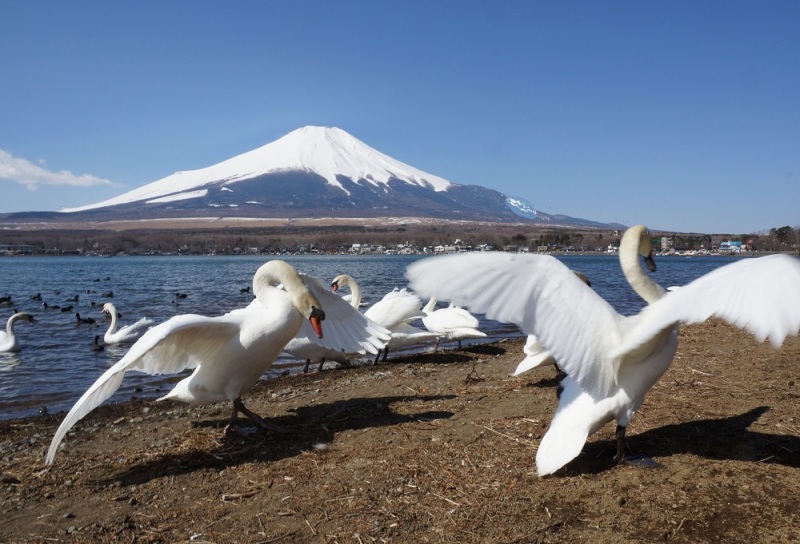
left=2, top=1, right=798, bottom=234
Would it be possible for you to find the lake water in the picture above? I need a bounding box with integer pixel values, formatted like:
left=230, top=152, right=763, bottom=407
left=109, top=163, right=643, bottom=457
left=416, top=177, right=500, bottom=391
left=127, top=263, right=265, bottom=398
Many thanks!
left=0, top=253, right=744, bottom=420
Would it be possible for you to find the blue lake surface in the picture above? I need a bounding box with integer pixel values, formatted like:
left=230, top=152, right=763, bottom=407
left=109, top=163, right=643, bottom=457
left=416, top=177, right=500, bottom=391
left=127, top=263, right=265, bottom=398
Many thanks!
left=0, top=253, right=744, bottom=420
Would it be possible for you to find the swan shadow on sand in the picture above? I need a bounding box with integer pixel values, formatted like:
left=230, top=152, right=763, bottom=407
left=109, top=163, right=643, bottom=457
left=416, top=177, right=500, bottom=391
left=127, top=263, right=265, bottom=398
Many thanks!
left=557, top=406, right=800, bottom=475
left=91, top=393, right=455, bottom=487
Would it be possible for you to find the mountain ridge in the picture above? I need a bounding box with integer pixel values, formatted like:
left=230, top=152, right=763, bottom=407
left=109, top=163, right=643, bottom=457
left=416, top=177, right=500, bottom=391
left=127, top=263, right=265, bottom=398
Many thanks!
left=6, top=126, right=625, bottom=229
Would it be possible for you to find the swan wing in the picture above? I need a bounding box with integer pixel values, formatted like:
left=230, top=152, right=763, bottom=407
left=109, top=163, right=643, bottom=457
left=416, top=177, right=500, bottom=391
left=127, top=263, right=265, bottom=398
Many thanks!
left=107, top=316, right=157, bottom=343
left=386, top=322, right=439, bottom=348
left=119, top=316, right=156, bottom=333
left=513, top=335, right=556, bottom=375
left=535, top=377, right=607, bottom=476
left=45, top=314, right=241, bottom=465
left=407, top=253, right=623, bottom=396
left=615, top=254, right=800, bottom=356
left=294, top=274, right=391, bottom=355
left=365, top=288, right=424, bottom=328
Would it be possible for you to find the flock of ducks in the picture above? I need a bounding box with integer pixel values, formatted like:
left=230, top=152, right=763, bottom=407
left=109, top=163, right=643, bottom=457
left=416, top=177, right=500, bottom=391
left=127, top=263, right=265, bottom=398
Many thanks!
left=9, top=225, right=800, bottom=477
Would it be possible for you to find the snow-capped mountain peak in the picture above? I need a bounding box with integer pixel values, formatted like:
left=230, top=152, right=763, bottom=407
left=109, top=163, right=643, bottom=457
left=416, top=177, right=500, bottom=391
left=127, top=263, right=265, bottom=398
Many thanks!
left=62, top=126, right=453, bottom=212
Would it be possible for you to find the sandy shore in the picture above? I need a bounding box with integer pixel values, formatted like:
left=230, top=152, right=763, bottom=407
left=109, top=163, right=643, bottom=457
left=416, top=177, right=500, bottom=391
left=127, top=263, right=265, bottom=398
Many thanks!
left=2, top=323, right=800, bottom=543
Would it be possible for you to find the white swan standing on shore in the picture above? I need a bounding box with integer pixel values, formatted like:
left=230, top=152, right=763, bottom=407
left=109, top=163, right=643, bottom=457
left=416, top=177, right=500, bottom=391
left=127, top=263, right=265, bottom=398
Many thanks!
left=407, top=225, right=800, bottom=476
left=421, top=298, right=486, bottom=352
left=0, top=312, right=37, bottom=353
left=101, top=303, right=155, bottom=344
left=331, top=274, right=436, bottom=363
left=46, top=260, right=390, bottom=465
left=282, top=273, right=392, bottom=372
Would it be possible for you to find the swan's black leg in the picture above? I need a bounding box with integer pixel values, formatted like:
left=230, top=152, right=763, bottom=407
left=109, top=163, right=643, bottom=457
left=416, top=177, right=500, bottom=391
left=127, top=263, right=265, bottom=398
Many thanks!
left=433, top=338, right=441, bottom=353
left=303, top=359, right=312, bottom=373
left=614, top=425, right=660, bottom=468
left=381, top=346, right=389, bottom=362
left=225, top=401, right=242, bottom=434
left=317, top=356, right=326, bottom=372
left=227, top=398, right=290, bottom=434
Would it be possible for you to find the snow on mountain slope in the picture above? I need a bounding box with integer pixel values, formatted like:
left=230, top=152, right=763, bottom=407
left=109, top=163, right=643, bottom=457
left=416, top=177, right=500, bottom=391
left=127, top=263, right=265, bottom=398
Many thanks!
left=505, top=196, right=547, bottom=221
left=62, top=126, right=454, bottom=213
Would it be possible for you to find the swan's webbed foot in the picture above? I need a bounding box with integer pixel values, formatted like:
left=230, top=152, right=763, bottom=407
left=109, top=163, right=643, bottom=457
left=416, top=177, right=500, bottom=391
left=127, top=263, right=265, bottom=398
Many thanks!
left=225, top=398, right=291, bottom=435
left=614, top=424, right=660, bottom=469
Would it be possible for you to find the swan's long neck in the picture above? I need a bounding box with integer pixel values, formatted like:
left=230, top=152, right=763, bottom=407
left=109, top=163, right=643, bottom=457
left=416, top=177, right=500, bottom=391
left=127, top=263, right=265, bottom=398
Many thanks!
left=106, top=307, right=119, bottom=334
left=332, top=274, right=361, bottom=309
left=345, top=277, right=361, bottom=309
left=619, top=225, right=665, bottom=304
left=5, top=315, right=17, bottom=338
left=254, top=260, right=320, bottom=316
left=423, top=297, right=438, bottom=314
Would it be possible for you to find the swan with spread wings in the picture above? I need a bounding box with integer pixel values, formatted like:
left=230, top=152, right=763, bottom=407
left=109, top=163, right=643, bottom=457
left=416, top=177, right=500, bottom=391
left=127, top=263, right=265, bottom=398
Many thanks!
left=407, top=225, right=800, bottom=476
left=46, top=260, right=390, bottom=465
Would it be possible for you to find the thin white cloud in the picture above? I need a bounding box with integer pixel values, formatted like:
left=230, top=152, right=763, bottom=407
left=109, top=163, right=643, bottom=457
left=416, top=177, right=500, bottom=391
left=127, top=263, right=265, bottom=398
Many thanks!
left=0, top=149, right=116, bottom=190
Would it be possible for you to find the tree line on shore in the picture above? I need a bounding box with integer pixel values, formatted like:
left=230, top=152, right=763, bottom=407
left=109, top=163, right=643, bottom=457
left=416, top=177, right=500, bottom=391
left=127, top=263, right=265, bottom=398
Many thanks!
left=0, top=222, right=797, bottom=256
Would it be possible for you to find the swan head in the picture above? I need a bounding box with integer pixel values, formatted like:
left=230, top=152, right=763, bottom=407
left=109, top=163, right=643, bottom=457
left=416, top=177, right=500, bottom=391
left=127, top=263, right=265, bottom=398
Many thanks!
left=101, top=302, right=115, bottom=315
left=622, top=224, right=656, bottom=272
left=254, top=260, right=326, bottom=338
left=13, top=312, right=36, bottom=324
left=330, top=274, right=353, bottom=292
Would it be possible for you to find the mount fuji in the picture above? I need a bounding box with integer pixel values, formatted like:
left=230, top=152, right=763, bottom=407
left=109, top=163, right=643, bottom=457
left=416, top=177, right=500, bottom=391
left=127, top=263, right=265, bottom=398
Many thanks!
left=24, top=126, right=619, bottom=227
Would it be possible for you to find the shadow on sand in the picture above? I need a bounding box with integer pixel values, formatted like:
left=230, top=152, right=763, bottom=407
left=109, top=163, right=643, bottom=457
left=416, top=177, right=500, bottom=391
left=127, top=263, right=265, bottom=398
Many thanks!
left=561, top=406, right=800, bottom=475
left=100, top=393, right=455, bottom=486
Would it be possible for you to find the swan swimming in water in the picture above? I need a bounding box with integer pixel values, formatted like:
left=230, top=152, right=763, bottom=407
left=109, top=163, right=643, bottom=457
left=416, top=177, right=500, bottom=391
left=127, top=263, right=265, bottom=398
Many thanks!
left=46, top=260, right=390, bottom=465
left=407, top=225, right=800, bottom=476
left=101, top=303, right=155, bottom=344
left=331, top=274, right=436, bottom=364
left=0, top=312, right=37, bottom=353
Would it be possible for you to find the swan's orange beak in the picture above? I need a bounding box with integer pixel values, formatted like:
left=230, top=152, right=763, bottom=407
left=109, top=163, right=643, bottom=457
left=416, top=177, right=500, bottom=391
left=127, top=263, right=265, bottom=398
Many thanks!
left=309, top=307, right=325, bottom=338
left=330, top=281, right=339, bottom=292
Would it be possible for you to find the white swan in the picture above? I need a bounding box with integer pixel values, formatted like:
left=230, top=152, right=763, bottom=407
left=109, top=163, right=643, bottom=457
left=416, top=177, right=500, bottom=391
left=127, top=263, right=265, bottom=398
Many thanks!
left=421, top=297, right=486, bottom=352
left=407, top=226, right=800, bottom=476
left=331, top=275, right=437, bottom=363
left=46, top=260, right=390, bottom=465
left=282, top=335, right=353, bottom=373
left=282, top=273, right=388, bottom=372
left=0, top=312, right=37, bottom=353
left=101, top=303, right=155, bottom=344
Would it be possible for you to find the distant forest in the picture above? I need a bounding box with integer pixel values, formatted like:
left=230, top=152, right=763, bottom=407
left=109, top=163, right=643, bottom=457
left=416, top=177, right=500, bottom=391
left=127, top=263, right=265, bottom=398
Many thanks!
left=0, top=222, right=797, bottom=256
